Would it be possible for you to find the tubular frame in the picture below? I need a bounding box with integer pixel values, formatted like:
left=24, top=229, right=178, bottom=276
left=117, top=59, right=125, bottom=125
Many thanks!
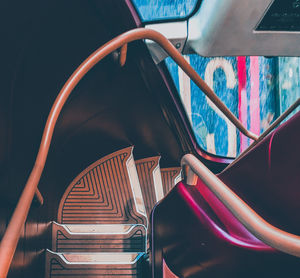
left=0, top=27, right=295, bottom=277
left=181, top=154, right=300, bottom=258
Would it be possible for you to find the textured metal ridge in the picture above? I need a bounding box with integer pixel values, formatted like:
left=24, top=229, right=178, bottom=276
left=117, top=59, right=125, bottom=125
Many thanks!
left=45, top=250, right=145, bottom=278
left=160, top=167, right=182, bottom=195
left=57, top=147, right=147, bottom=225
left=135, top=156, right=162, bottom=217
left=52, top=222, right=146, bottom=253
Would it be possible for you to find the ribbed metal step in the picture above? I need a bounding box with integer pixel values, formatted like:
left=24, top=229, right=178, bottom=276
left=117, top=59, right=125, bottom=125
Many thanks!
left=52, top=222, right=146, bottom=253
left=45, top=250, right=146, bottom=277
left=57, top=147, right=147, bottom=226
left=135, top=156, right=164, bottom=217
left=50, top=147, right=182, bottom=278
left=160, top=167, right=182, bottom=195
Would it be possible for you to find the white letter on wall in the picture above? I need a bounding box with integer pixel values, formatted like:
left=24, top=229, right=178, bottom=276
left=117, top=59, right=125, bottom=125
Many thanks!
left=204, top=58, right=237, bottom=157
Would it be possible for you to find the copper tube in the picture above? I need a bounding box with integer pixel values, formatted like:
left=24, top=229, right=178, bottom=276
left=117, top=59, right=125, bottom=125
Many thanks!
left=181, top=154, right=300, bottom=257
left=0, top=28, right=258, bottom=277
left=119, top=43, right=127, bottom=67
left=34, top=189, right=44, bottom=206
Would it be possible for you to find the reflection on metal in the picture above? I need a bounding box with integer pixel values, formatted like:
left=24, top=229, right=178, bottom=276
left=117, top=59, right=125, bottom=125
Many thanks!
left=0, top=28, right=258, bottom=277
left=181, top=153, right=300, bottom=257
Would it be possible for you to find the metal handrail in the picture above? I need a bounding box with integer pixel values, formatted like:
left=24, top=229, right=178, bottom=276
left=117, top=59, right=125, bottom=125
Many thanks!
left=228, top=98, right=300, bottom=169
left=257, top=98, right=299, bottom=141
left=182, top=154, right=300, bottom=258
left=0, top=28, right=260, bottom=277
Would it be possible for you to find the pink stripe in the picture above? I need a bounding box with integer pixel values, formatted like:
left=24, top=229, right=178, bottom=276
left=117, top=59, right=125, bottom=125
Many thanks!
left=250, top=56, right=260, bottom=137
left=237, top=57, right=248, bottom=152
left=178, top=182, right=272, bottom=251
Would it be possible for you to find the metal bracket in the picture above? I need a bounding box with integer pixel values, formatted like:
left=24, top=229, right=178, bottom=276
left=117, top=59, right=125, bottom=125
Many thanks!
left=145, top=21, right=188, bottom=64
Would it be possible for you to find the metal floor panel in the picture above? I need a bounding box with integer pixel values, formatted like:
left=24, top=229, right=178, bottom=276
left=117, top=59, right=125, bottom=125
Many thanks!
left=57, top=147, right=147, bottom=225
left=160, top=167, right=182, bottom=195
left=135, top=156, right=163, bottom=217
left=52, top=222, right=146, bottom=253
left=45, top=250, right=145, bottom=278
left=49, top=147, right=181, bottom=277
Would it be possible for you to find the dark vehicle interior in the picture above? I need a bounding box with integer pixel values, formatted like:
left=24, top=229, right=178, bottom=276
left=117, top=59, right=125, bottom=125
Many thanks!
left=0, top=0, right=299, bottom=277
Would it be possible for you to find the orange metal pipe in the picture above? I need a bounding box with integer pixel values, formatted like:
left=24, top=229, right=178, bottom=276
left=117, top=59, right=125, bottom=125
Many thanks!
left=119, top=43, right=128, bottom=67
left=34, top=188, right=44, bottom=206
left=0, top=28, right=258, bottom=277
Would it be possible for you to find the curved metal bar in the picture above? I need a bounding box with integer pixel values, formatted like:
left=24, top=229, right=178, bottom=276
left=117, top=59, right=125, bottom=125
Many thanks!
left=119, top=43, right=128, bottom=67
left=258, top=97, right=300, bottom=141
left=0, top=28, right=258, bottom=277
left=181, top=154, right=300, bottom=257
left=229, top=97, right=300, bottom=169
left=34, top=188, right=44, bottom=206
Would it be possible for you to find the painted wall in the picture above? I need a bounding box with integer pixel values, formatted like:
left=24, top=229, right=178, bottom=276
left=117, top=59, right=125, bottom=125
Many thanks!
left=133, top=1, right=300, bottom=157
left=166, top=56, right=300, bottom=157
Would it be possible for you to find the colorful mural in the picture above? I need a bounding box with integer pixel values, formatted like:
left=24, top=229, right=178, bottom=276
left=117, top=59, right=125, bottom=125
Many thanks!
left=133, top=1, right=300, bottom=158
left=165, top=56, right=300, bottom=157
left=278, top=58, right=300, bottom=115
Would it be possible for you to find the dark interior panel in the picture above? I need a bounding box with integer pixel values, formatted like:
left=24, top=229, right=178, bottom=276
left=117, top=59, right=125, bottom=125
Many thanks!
left=257, top=0, right=300, bottom=31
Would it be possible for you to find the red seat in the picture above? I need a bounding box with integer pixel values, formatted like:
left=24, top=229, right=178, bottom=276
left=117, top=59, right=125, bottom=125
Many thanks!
left=151, top=111, right=300, bottom=278
left=219, top=110, right=300, bottom=234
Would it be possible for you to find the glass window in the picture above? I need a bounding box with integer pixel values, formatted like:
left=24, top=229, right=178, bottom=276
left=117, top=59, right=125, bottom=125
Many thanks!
left=165, top=56, right=300, bottom=158
left=132, top=0, right=198, bottom=22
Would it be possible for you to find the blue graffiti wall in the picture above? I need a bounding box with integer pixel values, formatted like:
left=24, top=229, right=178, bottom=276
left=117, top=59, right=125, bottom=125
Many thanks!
left=133, top=1, right=300, bottom=158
